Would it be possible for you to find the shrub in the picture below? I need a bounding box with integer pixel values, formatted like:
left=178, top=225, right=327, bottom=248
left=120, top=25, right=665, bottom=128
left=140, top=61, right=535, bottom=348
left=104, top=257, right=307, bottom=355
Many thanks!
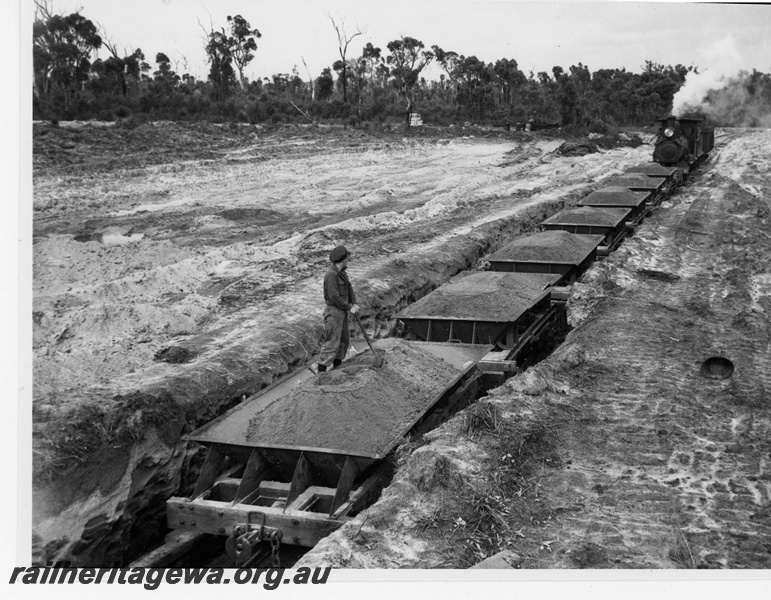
left=588, top=119, right=609, bottom=134
left=115, top=114, right=147, bottom=129
left=114, top=105, right=132, bottom=118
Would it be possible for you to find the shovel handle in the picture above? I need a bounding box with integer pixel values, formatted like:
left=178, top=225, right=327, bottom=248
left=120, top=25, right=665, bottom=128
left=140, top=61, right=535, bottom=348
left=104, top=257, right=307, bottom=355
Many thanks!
left=354, top=313, right=378, bottom=355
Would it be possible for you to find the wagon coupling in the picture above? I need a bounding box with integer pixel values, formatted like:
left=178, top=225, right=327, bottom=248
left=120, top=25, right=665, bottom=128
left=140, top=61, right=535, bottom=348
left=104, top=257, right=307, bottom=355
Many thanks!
left=225, top=511, right=283, bottom=566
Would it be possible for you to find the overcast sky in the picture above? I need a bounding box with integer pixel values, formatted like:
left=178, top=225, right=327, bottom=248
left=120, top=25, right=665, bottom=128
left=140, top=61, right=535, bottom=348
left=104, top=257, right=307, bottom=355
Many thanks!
left=27, top=0, right=771, bottom=82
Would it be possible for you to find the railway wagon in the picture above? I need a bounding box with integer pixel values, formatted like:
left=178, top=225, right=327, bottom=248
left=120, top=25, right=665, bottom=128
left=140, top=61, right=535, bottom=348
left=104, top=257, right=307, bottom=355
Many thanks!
left=396, top=271, right=560, bottom=348
left=577, top=187, right=652, bottom=225
left=396, top=271, right=564, bottom=382
left=604, top=174, right=667, bottom=205
left=486, top=230, right=605, bottom=286
left=167, top=339, right=491, bottom=562
left=626, top=162, right=682, bottom=195
left=541, top=205, right=632, bottom=255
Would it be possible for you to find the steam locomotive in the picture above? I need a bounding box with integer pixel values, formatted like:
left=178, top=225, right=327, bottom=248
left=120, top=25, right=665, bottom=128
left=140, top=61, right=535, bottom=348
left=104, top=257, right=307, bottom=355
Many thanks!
left=653, top=116, right=715, bottom=168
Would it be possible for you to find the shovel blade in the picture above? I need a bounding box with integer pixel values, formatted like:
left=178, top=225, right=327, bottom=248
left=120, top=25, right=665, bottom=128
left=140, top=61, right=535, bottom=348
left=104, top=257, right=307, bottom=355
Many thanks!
left=368, top=349, right=385, bottom=368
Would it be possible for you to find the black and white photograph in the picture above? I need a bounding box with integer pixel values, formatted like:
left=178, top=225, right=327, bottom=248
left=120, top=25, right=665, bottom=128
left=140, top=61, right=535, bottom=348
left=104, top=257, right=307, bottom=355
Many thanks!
left=6, top=0, right=771, bottom=596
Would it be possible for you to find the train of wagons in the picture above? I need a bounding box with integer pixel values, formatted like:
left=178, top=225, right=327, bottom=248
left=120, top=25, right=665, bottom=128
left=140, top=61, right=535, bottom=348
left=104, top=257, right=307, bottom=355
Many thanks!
left=162, top=116, right=715, bottom=565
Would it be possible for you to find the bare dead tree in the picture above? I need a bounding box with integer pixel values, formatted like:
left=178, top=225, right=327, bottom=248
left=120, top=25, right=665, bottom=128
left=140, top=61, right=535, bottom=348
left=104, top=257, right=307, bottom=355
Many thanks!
left=100, top=31, right=121, bottom=59
left=197, top=14, right=216, bottom=78
left=290, top=100, right=314, bottom=123
left=328, top=14, right=363, bottom=103
left=33, top=0, right=53, bottom=21
left=196, top=13, right=216, bottom=47
left=301, top=57, right=315, bottom=101
left=34, top=0, right=86, bottom=20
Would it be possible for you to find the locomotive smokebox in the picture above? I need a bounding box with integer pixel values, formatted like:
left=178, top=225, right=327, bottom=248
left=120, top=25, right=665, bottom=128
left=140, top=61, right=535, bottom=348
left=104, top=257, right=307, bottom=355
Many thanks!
left=653, top=115, right=714, bottom=168
left=654, top=116, right=693, bottom=166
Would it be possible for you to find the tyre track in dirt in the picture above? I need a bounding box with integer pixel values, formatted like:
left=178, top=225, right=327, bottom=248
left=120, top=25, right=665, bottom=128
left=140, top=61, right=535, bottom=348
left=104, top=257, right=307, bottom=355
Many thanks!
left=523, top=160, right=771, bottom=568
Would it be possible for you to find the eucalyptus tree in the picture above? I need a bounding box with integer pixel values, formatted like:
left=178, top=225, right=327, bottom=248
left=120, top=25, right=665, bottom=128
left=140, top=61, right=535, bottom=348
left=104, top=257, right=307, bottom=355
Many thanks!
left=352, top=42, right=384, bottom=114
left=227, top=15, right=261, bottom=90
left=386, top=36, right=434, bottom=126
left=316, top=67, right=335, bottom=101
left=204, top=14, right=260, bottom=100
left=33, top=0, right=102, bottom=109
left=205, top=29, right=236, bottom=101
left=92, top=40, right=146, bottom=96
left=432, top=45, right=462, bottom=101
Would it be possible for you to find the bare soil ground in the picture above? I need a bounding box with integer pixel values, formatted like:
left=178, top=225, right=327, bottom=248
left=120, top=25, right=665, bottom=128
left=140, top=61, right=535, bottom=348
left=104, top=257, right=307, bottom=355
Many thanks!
left=297, top=129, right=771, bottom=569
left=33, top=120, right=658, bottom=565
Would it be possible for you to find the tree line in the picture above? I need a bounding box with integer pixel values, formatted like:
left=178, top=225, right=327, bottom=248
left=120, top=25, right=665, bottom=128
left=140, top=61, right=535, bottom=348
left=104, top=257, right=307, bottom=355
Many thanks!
left=32, top=3, right=770, bottom=129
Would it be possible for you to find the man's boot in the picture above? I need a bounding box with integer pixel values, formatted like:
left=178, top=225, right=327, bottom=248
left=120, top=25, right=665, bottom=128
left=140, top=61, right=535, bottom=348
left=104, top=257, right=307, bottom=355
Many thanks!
left=332, top=359, right=343, bottom=370
left=317, top=364, right=327, bottom=372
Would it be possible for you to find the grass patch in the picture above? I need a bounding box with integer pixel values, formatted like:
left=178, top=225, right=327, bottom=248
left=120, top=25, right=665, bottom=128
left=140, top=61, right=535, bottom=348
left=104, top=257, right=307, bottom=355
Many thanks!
left=462, top=402, right=504, bottom=438
left=431, top=400, right=563, bottom=566
left=668, top=512, right=698, bottom=568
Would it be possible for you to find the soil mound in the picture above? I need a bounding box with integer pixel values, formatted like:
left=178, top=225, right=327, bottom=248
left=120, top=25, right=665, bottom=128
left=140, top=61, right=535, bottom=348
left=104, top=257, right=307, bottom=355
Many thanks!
left=489, top=230, right=604, bottom=264
left=544, top=206, right=629, bottom=226
left=398, top=272, right=552, bottom=321
left=245, top=339, right=458, bottom=456
left=556, top=141, right=599, bottom=156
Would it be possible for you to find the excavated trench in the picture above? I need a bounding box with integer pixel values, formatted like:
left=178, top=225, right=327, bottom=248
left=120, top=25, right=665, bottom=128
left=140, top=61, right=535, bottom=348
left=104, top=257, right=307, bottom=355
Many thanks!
left=147, top=315, right=572, bottom=570
left=36, top=188, right=587, bottom=567
left=33, top=125, right=647, bottom=566
left=143, top=204, right=577, bottom=568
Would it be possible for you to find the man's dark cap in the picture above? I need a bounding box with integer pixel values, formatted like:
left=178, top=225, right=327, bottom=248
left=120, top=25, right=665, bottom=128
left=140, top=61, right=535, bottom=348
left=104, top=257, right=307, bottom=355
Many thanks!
left=329, top=245, right=348, bottom=262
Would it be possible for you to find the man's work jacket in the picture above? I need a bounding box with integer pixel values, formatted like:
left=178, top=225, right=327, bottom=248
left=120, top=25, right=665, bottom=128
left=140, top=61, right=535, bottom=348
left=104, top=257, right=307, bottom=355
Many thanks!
left=323, top=264, right=356, bottom=311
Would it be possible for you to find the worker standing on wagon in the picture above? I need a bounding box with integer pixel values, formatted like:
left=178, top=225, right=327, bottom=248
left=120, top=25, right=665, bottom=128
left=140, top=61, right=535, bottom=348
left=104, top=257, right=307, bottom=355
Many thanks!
left=317, top=245, right=360, bottom=372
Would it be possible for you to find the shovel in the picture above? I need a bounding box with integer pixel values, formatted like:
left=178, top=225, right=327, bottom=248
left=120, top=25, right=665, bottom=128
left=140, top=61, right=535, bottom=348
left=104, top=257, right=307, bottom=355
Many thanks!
left=354, top=313, right=384, bottom=368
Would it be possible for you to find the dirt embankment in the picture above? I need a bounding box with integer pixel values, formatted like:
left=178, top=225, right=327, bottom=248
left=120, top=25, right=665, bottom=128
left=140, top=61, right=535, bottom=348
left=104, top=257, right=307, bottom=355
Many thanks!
left=298, top=128, right=771, bottom=569
left=32, top=121, right=652, bottom=565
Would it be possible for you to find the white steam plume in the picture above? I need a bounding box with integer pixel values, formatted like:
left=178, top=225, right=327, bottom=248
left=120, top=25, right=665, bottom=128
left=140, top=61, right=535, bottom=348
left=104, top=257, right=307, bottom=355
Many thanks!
left=671, top=36, right=744, bottom=116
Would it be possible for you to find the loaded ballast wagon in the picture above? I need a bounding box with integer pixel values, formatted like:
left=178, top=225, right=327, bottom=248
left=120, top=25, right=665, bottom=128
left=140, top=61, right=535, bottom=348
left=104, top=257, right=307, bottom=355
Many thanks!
left=166, top=339, right=491, bottom=563
left=541, top=205, right=633, bottom=255
left=486, top=230, right=605, bottom=287
left=396, top=271, right=563, bottom=383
